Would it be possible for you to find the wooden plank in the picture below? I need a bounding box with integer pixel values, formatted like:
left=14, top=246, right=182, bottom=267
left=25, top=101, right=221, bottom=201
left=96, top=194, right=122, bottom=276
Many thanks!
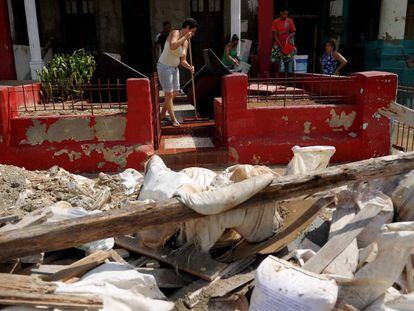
left=0, top=273, right=56, bottom=294
left=407, top=255, right=414, bottom=293
left=0, top=208, right=51, bottom=232
left=136, top=268, right=188, bottom=288
left=228, top=197, right=333, bottom=261
left=379, top=102, right=414, bottom=128
left=0, top=290, right=102, bottom=310
left=0, top=215, right=19, bottom=226
left=172, top=258, right=255, bottom=309
left=0, top=152, right=414, bottom=261
left=115, top=236, right=227, bottom=281
left=109, top=250, right=129, bottom=265
left=303, top=204, right=384, bottom=273
left=47, top=250, right=111, bottom=282
left=31, top=264, right=67, bottom=276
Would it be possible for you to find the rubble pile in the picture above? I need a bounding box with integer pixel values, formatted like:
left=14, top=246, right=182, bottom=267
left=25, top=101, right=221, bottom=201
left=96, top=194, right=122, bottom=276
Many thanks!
left=0, top=147, right=414, bottom=310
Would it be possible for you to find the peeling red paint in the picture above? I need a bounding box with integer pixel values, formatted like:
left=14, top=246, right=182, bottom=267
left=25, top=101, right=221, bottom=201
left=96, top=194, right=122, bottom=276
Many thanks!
left=215, top=72, right=396, bottom=164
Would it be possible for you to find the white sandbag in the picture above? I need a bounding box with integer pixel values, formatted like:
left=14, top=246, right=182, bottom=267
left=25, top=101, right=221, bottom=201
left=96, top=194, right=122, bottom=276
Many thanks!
left=392, top=170, right=414, bottom=221
left=47, top=201, right=114, bottom=252
left=285, top=146, right=336, bottom=176
left=235, top=200, right=282, bottom=243
left=226, top=164, right=278, bottom=183
left=323, top=191, right=359, bottom=278
left=357, top=191, right=394, bottom=249
left=183, top=209, right=246, bottom=252
left=249, top=256, right=338, bottom=311
left=119, top=168, right=144, bottom=195
left=177, top=174, right=273, bottom=215
left=138, top=155, right=193, bottom=201
left=365, top=287, right=414, bottom=311
left=180, top=167, right=217, bottom=190
left=338, top=221, right=414, bottom=310
left=56, top=262, right=173, bottom=311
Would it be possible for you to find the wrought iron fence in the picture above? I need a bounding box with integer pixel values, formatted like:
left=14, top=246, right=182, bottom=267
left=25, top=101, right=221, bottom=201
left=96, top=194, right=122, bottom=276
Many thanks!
left=397, top=83, right=414, bottom=109
left=391, top=120, right=414, bottom=152
left=247, top=73, right=355, bottom=108
left=8, top=80, right=127, bottom=116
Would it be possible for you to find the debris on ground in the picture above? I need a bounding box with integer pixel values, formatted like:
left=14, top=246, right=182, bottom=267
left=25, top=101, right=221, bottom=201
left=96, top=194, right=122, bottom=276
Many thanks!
left=1, top=147, right=414, bottom=310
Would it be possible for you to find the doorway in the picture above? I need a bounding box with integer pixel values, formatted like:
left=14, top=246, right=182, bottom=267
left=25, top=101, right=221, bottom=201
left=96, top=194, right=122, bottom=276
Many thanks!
left=59, top=0, right=97, bottom=54
left=121, top=0, right=153, bottom=77
left=191, top=0, right=224, bottom=69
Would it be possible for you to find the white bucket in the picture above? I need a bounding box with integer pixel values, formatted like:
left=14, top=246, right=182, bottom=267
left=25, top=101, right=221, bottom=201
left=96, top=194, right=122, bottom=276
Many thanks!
left=294, top=55, right=308, bottom=73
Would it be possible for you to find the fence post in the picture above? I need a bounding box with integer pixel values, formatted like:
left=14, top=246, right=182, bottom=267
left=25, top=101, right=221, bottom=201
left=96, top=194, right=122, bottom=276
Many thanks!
left=352, top=71, right=398, bottom=157
left=125, top=78, right=154, bottom=146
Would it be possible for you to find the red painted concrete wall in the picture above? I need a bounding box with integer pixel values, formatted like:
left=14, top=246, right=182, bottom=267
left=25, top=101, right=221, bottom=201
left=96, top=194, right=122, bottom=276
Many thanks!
left=0, top=0, right=16, bottom=80
left=216, top=72, right=396, bottom=164
left=0, top=79, right=154, bottom=172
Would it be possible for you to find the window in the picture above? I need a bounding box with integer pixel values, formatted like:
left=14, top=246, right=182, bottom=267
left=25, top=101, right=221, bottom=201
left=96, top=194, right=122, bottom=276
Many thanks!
left=64, top=0, right=93, bottom=15
left=191, top=0, right=204, bottom=13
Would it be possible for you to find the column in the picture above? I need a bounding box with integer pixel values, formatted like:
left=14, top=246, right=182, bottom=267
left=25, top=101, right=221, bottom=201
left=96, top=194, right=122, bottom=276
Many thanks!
left=258, top=0, right=273, bottom=75
left=230, top=0, right=241, bottom=46
left=24, top=0, right=43, bottom=80
left=0, top=0, right=16, bottom=79
left=378, top=0, right=408, bottom=39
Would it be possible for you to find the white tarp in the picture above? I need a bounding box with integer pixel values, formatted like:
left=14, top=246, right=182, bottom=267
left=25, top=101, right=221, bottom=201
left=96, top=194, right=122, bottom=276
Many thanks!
left=47, top=201, right=114, bottom=252
left=56, top=263, right=174, bottom=311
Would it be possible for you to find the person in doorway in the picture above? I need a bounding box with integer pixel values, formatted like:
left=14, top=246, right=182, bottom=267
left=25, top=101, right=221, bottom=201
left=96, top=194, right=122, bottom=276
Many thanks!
left=155, top=21, right=172, bottom=59
left=157, top=18, right=198, bottom=127
left=221, top=34, right=240, bottom=69
left=321, top=38, right=347, bottom=75
left=271, top=8, right=296, bottom=73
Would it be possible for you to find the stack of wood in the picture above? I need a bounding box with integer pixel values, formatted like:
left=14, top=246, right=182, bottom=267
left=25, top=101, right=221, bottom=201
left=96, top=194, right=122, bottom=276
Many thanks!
left=0, top=152, right=414, bottom=310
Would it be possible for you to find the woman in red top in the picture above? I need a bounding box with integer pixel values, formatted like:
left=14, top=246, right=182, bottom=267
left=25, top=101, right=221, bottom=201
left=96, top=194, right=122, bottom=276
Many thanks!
left=271, top=8, right=296, bottom=73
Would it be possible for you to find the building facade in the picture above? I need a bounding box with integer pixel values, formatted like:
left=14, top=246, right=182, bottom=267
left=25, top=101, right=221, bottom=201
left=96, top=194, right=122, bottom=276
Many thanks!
left=0, top=0, right=252, bottom=80
left=1, top=0, right=413, bottom=83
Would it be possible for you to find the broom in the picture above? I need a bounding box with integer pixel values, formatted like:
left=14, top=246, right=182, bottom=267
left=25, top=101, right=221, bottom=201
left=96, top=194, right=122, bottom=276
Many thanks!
left=183, top=38, right=209, bottom=123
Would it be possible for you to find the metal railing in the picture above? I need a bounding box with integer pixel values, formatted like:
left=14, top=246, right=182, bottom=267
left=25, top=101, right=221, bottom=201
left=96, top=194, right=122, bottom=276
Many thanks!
left=391, top=120, right=414, bottom=152
left=8, top=80, right=127, bottom=116
left=397, top=83, right=414, bottom=109
left=247, top=73, right=355, bottom=108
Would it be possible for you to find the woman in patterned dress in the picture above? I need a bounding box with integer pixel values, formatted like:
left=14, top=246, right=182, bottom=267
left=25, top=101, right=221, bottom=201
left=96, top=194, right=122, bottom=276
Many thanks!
left=321, top=38, right=347, bottom=75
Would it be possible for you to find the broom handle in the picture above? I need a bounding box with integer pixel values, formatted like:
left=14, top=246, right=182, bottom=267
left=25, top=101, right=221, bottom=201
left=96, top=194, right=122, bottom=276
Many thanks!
left=188, top=39, right=198, bottom=117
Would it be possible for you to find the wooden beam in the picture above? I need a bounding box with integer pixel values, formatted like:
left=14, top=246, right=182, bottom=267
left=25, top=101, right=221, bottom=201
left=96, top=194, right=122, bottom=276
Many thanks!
left=0, top=215, right=19, bottom=226
left=0, top=152, right=413, bottom=261
left=303, top=204, right=384, bottom=273
left=47, top=250, right=111, bottom=282
left=379, top=102, right=414, bottom=128
left=116, top=236, right=227, bottom=281
left=0, top=273, right=56, bottom=294
left=0, top=290, right=102, bottom=310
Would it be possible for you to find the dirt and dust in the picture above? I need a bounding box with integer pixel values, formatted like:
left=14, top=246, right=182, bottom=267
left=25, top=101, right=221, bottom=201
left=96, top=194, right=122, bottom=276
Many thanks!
left=0, top=164, right=133, bottom=218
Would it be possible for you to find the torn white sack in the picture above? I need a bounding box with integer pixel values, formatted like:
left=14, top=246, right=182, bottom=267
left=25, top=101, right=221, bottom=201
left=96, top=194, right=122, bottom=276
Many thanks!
left=338, top=221, right=414, bottom=310
left=119, top=168, right=144, bottom=195
left=47, top=201, right=114, bottom=252
left=55, top=263, right=174, bottom=311
left=249, top=256, right=338, bottom=311
left=285, top=145, right=336, bottom=175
